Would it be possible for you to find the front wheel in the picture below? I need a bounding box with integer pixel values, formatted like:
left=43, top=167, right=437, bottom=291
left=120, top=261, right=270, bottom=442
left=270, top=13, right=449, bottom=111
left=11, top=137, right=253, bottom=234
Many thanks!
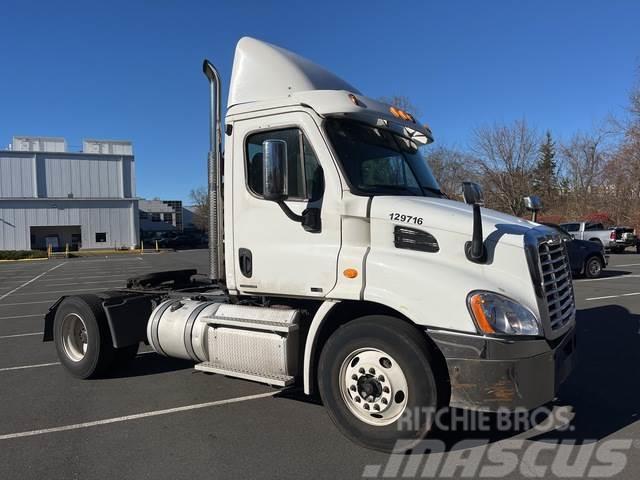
left=318, top=316, right=444, bottom=452
left=584, top=256, right=603, bottom=279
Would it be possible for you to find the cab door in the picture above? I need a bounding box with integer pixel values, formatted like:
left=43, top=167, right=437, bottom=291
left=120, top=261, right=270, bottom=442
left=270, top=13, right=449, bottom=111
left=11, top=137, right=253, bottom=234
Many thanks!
left=231, top=111, right=342, bottom=297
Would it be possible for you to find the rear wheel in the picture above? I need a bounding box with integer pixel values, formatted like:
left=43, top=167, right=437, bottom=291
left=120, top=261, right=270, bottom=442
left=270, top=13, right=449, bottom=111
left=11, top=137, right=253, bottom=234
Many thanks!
left=53, top=295, right=115, bottom=379
left=584, top=256, right=603, bottom=279
left=318, top=316, right=443, bottom=452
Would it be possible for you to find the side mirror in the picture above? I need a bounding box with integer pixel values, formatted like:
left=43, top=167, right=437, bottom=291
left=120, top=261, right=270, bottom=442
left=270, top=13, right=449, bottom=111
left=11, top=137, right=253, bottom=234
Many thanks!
left=524, top=195, right=542, bottom=222
left=262, top=139, right=288, bottom=202
left=462, top=182, right=484, bottom=206
left=524, top=196, right=542, bottom=212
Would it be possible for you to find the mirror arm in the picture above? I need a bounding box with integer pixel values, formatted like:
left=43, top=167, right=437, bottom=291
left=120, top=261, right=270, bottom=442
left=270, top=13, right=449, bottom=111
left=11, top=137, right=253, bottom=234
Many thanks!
left=276, top=201, right=304, bottom=223
left=465, top=203, right=487, bottom=263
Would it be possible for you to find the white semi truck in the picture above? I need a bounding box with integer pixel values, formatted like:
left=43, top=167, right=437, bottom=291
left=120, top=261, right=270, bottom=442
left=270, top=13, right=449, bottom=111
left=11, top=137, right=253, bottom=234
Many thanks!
left=44, top=37, right=576, bottom=451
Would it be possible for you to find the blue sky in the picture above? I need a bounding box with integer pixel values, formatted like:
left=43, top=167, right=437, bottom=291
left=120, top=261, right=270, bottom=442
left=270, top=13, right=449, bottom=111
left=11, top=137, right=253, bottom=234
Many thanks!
left=1, top=0, right=639, bottom=202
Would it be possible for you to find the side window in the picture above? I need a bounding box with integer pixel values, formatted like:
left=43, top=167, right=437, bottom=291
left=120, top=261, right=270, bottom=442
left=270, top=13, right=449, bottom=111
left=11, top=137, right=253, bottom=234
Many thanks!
left=246, top=128, right=324, bottom=201
left=562, top=223, right=580, bottom=232
left=586, top=223, right=604, bottom=231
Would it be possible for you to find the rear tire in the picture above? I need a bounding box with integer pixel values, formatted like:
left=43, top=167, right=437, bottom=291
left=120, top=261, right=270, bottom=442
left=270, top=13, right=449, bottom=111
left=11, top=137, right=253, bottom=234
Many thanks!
left=584, top=256, right=603, bottom=279
left=53, top=295, right=115, bottom=379
left=318, top=315, right=443, bottom=452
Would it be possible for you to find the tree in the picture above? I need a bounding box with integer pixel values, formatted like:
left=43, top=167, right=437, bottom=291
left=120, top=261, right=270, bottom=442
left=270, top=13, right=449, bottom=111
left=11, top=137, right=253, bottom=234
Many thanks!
left=532, top=131, right=557, bottom=202
left=189, top=186, right=209, bottom=231
left=560, top=130, right=610, bottom=216
left=378, top=95, right=421, bottom=117
left=471, top=119, right=539, bottom=216
left=424, top=145, right=477, bottom=198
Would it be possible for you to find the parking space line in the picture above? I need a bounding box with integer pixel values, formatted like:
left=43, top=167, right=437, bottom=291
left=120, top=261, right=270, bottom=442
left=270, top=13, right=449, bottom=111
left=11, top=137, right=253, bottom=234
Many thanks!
left=0, top=263, right=66, bottom=302
left=0, top=362, right=60, bottom=373
left=0, top=314, right=45, bottom=320
left=585, top=292, right=640, bottom=301
left=58, top=257, right=145, bottom=263
left=24, top=280, right=126, bottom=288
left=0, top=391, right=278, bottom=441
left=574, top=274, right=640, bottom=283
left=0, top=300, right=59, bottom=307
left=613, top=263, right=640, bottom=267
left=37, top=274, right=139, bottom=281
left=12, top=287, right=111, bottom=296
left=0, top=332, right=42, bottom=339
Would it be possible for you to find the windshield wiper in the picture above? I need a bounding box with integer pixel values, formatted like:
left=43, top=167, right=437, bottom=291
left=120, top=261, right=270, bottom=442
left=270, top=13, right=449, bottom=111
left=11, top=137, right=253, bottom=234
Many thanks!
left=421, top=186, right=447, bottom=198
left=358, top=184, right=417, bottom=196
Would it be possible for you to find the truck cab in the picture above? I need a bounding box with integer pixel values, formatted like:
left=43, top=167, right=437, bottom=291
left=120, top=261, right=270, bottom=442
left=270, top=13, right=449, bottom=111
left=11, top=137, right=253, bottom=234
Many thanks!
left=45, top=37, right=576, bottom=452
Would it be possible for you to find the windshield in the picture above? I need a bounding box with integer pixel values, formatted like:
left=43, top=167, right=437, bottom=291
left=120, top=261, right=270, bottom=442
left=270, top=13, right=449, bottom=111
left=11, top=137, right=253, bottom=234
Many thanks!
left=324, top=118, right=444, bottom=197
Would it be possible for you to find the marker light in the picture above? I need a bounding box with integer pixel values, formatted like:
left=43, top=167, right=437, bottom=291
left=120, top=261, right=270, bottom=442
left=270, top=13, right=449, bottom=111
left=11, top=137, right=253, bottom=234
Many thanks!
left=348, top=93, right=362, bottom=106
left=343, top=268, right=358, bottom=279
left=389, top=106, right=416, bottom=123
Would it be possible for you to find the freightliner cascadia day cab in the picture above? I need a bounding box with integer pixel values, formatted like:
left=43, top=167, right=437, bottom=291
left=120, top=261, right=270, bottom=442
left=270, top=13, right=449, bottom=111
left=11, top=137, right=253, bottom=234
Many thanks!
left=44, top=37, right=577, bottom=452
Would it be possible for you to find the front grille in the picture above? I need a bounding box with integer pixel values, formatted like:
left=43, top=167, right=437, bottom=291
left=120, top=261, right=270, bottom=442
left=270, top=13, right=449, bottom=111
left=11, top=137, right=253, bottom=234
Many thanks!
left=538, top=239, right=575, bottom=330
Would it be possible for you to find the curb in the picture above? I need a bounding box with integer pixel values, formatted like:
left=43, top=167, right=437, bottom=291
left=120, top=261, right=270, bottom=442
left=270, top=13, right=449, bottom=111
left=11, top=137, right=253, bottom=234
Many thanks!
left=0, top=258, right=49, bottom=263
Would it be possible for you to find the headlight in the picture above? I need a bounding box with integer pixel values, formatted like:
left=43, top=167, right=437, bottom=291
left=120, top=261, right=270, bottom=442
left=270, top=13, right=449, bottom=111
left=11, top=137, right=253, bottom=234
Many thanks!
left=467, top=291, right=540, bottom=336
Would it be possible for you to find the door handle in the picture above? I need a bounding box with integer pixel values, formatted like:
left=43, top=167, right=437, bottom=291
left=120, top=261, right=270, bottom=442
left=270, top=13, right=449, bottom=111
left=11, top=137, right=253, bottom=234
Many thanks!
left=239, top=248, right=252, bottom=278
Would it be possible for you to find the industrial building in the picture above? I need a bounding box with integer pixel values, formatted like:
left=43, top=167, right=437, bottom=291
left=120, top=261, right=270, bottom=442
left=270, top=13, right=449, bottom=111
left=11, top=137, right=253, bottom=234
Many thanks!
left=139, top=199, right=183, bottom=236
left=0, top=136, right=139, bottom=250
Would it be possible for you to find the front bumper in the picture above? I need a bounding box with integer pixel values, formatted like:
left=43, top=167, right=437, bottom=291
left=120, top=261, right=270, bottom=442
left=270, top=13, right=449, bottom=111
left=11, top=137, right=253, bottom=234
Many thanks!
left=429, top=327, right=577, bottom=411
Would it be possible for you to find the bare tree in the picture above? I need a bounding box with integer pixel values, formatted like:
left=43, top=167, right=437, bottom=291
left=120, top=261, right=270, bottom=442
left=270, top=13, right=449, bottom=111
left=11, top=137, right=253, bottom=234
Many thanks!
left=560, top=130, right=612, bottom=217
left=189, top=186, right=209, bottom=231
left=471, top=119, right=539, bottom=216
left=424, top=145, right=477, bottom=198
left=378, top=95, right=421, bottom=117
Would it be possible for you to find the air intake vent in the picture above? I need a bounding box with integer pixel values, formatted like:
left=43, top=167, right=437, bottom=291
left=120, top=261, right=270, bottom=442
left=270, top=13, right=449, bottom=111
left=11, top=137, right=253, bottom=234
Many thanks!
left=394, top=226, right=439, bottom=253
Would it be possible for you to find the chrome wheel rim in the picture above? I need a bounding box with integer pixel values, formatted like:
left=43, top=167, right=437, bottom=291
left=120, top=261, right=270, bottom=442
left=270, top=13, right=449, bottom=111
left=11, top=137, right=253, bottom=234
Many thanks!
left=339, top=348, right=408, bottom=426
left=588, top=260, right=601, bottom=276
left=61, top=313, right=88, bottom=362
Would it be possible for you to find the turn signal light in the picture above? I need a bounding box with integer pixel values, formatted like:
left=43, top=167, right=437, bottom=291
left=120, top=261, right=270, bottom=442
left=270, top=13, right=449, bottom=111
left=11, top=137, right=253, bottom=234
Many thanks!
left=343, top=268, right=358, bottom=279
left=468, top=294, right=496, bottom=334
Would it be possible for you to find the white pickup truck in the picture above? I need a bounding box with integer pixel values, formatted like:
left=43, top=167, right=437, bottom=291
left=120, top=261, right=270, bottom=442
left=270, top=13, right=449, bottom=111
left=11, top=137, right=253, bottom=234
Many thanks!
left=560, top=221, right=613, bottom=249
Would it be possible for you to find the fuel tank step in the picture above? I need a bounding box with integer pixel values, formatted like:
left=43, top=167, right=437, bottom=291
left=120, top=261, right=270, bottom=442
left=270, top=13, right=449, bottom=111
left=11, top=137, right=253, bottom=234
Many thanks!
left=194, top=361, right=295, bottom=387
left=200, top=304, right=299, bottom=333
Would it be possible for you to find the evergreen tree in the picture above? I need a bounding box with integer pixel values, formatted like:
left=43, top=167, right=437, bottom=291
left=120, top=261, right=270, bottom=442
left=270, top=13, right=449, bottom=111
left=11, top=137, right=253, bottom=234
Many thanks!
left=533, top=131, right=557, bottom=200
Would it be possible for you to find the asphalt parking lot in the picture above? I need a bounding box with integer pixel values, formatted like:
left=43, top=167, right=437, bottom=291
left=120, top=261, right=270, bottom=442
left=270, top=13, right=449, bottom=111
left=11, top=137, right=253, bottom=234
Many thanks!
left=1, top=250, right=639, bottom=479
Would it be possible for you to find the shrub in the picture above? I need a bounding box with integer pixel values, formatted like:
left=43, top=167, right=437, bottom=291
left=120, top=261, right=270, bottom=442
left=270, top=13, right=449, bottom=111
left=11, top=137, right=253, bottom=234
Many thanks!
left=0, top=250, right=48, bottom=261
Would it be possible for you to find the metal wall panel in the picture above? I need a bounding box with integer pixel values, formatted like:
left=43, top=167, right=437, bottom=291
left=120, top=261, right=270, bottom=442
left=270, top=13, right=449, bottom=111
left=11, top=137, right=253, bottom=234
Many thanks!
left=0, top=154, right=36, bottom=198
left=0, top=200, right=138, bottom=250
left=43, top=156, right=124, bottom=198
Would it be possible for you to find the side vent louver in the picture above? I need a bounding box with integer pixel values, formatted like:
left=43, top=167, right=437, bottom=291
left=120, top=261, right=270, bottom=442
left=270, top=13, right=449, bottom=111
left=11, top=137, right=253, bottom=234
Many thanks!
left=394, top=226, right=439, bottom=253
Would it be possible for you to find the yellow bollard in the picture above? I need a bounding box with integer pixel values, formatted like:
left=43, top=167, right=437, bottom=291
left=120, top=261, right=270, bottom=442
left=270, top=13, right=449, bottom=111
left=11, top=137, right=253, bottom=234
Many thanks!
left=155, top=240, right=159, bottom=252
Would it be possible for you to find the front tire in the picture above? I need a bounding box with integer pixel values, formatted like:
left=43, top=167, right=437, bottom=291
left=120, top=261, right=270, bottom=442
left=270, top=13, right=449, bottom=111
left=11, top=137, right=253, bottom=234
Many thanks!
left=318, top=316, right=443, bottom=452
left=584, top=256, right=603, bottom=279
left=53, top=295, right=115, bottom=379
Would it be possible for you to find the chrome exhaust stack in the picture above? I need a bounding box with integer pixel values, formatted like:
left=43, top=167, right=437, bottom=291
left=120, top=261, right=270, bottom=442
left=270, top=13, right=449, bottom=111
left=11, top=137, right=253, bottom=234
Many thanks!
left=203, top=60, right=224, bottom=284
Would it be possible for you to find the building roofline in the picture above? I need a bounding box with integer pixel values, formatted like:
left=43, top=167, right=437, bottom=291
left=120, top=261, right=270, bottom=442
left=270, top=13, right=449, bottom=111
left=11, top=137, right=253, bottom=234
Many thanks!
left=0, top=149, right=134, bottom=159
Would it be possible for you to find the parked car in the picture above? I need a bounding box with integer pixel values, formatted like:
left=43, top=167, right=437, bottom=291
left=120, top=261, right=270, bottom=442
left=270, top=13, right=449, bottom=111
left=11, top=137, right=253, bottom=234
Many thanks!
left=559, top=221, right=614, bottom=250
left=609, top=226, right=637, bottom=253
left=545, top=223, right=608, bottom=278
left=159, top=233, right=206, bottom=249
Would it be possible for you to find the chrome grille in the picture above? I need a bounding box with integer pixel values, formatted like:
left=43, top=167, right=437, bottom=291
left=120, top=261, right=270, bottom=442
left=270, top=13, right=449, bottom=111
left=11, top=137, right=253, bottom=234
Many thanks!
left=538, top=239, right=575, bottom=330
